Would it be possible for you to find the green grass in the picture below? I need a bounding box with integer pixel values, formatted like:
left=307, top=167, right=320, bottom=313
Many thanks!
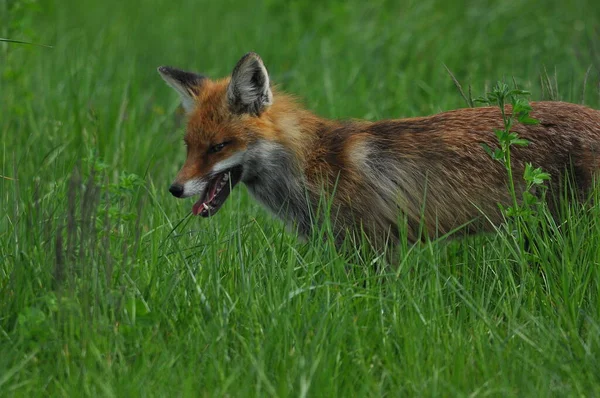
left=2, top=0, right=600, bottom=396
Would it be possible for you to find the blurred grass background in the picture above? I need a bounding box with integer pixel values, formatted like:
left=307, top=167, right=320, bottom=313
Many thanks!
left=1, top=0, right=600, bottom=396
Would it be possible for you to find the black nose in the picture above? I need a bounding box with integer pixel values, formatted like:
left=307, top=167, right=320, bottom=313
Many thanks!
left=169, top=183, right=184, bottom=198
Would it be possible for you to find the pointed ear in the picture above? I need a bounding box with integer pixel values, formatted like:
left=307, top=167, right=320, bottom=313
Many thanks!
left=227, top=52, right=273, bottom=116
left=157, top=66, right=205, bottom=113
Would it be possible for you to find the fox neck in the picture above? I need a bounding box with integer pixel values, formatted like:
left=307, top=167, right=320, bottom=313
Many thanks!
left=242, top=95, right=330, bottom=236
left=242, top=139, right=313, bottom=236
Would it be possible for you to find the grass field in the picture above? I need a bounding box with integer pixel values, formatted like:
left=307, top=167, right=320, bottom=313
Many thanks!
left=2, top=0, right=600, bottom=396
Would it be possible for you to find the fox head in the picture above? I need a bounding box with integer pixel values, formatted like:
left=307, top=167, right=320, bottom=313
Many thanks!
left=158, top=52, right=280, bottom=217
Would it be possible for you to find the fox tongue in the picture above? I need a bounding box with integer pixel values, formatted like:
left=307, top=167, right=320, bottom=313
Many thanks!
left=188, top=167, right=242, bottom=217
left=191, top=173, right=224, bottom=215
left=192, top=200, right=207, bottom=216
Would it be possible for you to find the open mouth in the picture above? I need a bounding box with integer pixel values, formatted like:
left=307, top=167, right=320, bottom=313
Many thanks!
left=191, top=166, right=243, bottom=217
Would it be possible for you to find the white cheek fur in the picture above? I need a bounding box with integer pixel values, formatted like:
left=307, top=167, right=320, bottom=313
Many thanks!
left=211, top=152, right=245, bottom=173
left=182, top=179, right=207, bottom=198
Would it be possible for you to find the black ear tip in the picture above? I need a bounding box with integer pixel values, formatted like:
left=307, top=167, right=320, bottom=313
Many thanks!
left=157, top=66, right=170, bottom=75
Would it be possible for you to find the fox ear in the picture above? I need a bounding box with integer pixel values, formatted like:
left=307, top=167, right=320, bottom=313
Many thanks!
left=157, top=66, right=205, bottom=113
left=227, top=52, right=273, bottom=116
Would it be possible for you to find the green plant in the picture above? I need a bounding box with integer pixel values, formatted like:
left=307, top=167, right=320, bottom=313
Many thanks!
left=476, top=83, right=551, bottom=258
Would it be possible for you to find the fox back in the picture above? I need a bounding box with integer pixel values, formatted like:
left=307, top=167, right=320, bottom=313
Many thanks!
left=158, top=53, right=600, bottom=247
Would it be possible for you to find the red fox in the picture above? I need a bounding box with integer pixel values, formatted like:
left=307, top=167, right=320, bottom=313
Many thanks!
left=158, top=52, right=600, bottom=246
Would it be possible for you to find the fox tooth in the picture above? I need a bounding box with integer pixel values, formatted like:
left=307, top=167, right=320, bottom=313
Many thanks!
left=203, top=203, right=209, bottom=210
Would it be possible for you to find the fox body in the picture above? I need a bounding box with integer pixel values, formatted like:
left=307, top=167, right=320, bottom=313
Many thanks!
left=158, top=53, right=600, bottom=246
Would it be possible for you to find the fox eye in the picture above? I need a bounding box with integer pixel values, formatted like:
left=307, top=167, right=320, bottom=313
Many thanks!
left=208, top=141, right=230, bottom=154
